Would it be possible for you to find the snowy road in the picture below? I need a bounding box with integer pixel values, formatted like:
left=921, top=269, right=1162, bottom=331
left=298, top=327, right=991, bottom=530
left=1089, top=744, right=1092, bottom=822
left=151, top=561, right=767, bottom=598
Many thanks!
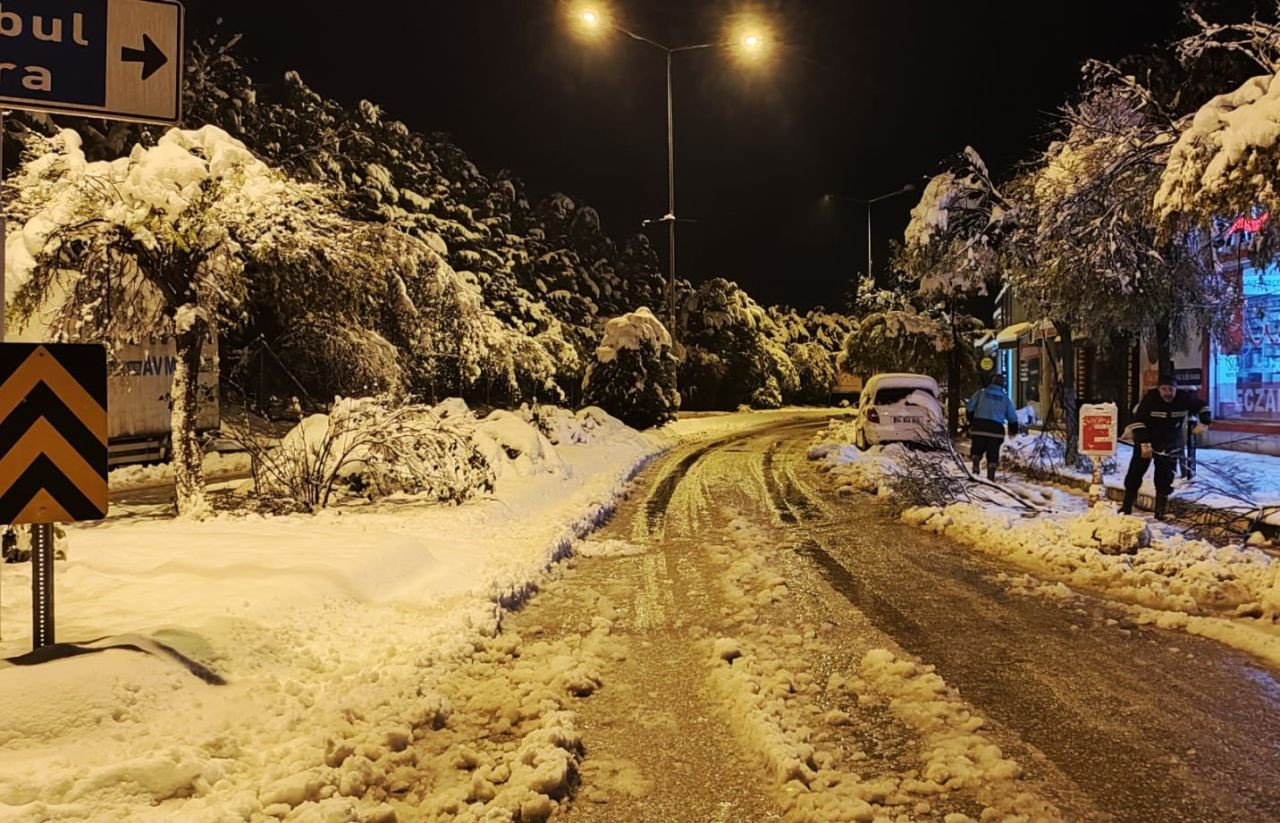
left=506, top=418, right=1280, bottom=821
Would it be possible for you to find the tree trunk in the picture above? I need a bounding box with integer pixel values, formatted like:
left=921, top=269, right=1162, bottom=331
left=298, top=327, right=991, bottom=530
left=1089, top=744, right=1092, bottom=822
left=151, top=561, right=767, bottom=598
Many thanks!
left=1055, top=320, right=1079, bottom=466
left=172, top=307, right=209, bottom=518
left=1155, top=321, right=1175, bottom=378
left=947, top=302, right=961, bottom=437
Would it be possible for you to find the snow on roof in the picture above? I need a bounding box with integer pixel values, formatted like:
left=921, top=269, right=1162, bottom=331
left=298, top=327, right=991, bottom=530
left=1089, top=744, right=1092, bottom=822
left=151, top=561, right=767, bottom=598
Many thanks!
left=864, top=373, right=940, bottom=393
left=996, top=322, right=1032, bottom=344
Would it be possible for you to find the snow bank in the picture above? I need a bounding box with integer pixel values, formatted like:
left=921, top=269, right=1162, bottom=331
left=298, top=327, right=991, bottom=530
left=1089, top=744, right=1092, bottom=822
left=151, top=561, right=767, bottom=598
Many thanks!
left=109, top=451, right=251, bottom=491
left=0, top=402, right=686, bottom=821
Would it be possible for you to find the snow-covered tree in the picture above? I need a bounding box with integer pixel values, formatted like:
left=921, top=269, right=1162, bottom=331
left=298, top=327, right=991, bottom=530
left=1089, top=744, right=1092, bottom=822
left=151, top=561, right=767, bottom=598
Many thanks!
left=898, top=148, right=1004, bottom=433
left=678, top=279, right=798, bottom=410
left=1156, top=59, right=1280, bottom=262
left=787, top=341, right=838, bottom=405
left=582, top=308, right=679, bottom=428
left=6, top=126, right=386, bottom=516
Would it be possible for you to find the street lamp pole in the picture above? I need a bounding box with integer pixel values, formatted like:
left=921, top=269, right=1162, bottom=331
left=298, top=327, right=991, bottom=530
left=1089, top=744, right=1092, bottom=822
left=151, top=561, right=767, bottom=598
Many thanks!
left=576, top=11, right=763, bottom=336
left=666, top=49, right=676, bottom=334
left=826, top=184, right=917, bottom=278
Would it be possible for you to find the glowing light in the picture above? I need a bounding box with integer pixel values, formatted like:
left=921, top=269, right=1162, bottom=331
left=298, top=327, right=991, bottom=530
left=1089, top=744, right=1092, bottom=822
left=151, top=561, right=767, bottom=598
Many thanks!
left=581, top=10, right=599, bottom=26
left=743, top=34, right=761, bottom=49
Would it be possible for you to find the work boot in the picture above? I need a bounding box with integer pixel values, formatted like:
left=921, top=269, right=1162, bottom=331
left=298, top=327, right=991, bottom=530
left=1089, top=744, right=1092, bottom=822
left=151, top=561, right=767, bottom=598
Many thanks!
left=971, top=459, right=981, bottom=477
left=987, top=464, right=997, bottom=482
left=1120, top=488, right=1137, bottom=515
left=1155, top=495, right=1169, bottom=521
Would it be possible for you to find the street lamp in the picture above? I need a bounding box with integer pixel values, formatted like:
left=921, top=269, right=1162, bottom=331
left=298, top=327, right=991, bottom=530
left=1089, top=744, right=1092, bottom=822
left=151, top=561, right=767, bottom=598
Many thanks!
left=824, top=184, right=917, bottom=278
left=571, top=7, right=768, bottom=335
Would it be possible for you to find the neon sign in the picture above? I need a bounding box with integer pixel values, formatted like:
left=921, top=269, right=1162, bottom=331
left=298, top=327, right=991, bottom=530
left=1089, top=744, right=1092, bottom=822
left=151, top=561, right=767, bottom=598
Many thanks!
left=1226, top=211, right=1270, bottom=236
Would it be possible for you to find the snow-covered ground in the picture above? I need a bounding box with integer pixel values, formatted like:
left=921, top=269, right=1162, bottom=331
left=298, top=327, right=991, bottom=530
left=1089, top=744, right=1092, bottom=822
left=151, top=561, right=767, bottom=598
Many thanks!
left=1004, top=434, right=1280, bottom=525
left=0, top=405, right=821, bottom=822
left=809, top=421, right=1280, bottom=668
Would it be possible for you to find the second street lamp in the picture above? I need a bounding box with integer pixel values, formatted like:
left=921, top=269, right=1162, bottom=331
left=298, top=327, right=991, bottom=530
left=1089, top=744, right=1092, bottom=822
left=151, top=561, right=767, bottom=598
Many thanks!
left=574, top=7, right=766, bottom=336
left=824, top=184, right=918, bottom=279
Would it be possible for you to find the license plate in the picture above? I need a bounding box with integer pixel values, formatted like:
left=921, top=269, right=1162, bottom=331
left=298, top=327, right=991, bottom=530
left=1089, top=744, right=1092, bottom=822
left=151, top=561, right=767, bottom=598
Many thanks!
left=892, top=416, right=921, bottom=424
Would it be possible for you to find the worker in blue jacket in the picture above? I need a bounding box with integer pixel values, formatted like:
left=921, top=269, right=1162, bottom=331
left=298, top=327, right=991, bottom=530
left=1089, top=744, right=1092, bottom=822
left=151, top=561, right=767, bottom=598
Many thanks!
left=966, top=373, right=1020, bottom=481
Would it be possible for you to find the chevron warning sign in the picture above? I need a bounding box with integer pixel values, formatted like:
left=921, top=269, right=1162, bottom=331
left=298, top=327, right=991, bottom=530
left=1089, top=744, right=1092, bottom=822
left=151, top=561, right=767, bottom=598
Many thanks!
left=0, top=344, right=108, bottom=524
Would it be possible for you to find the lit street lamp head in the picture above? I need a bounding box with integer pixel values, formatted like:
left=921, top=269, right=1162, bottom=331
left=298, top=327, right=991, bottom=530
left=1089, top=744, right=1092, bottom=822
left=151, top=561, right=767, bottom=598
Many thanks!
left=581, top=10, right=599, bottom=26
left=743, top=34, right=761, bottom=49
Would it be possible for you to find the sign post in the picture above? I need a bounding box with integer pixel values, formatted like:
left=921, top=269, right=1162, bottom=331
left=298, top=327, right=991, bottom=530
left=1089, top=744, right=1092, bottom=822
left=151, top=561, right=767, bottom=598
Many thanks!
left=0, top=344, right=108, bottom=650
left=1079, top=403, right=1118, bottom=505
left=0, top=2, right=180, bottom=649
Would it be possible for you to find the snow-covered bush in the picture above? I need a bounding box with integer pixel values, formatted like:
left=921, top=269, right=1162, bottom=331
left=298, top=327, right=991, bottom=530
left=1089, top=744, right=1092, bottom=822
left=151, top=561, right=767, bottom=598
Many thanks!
left=238, top=396, right=494, bottom=511
left=473, top=410, right=569, bottom=479
left=582, top=308, right=679, bottom=429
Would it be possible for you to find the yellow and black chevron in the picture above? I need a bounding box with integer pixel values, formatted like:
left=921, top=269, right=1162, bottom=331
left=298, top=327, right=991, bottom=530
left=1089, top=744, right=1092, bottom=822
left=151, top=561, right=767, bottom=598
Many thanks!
left=0, top=344, right=108, bottom=524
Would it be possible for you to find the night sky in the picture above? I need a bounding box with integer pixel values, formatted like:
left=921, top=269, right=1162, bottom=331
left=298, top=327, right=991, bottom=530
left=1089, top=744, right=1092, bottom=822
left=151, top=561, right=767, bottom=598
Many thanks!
left=187, top=1, right=1191, bottom=311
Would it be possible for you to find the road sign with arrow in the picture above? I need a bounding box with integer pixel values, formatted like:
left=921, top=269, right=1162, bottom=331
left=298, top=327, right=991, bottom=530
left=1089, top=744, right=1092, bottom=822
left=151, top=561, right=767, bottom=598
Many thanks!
left=0, top=0, right=183, bottom=125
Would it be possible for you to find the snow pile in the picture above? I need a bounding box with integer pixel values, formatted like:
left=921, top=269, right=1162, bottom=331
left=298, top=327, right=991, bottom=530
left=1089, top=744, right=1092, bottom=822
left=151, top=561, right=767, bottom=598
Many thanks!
left=475, top=410, right=569, bottom=480
left=902, top=502, right=1280, bottom=662
left=520, top=405, right=627, bottom=447
left=1063, top=504, right=1151, bottom=555
left=108, top=451, right=251, bottom=491
left=593, top=307, right=671, bottom=364
left=807, top=421, right=903, bottom=496
left=812, top=425, right=1280, bottom=664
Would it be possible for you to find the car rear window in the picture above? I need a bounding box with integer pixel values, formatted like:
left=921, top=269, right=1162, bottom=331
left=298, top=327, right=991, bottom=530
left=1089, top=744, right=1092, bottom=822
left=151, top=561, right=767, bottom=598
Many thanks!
left=874, top=386, right=932, bottom=405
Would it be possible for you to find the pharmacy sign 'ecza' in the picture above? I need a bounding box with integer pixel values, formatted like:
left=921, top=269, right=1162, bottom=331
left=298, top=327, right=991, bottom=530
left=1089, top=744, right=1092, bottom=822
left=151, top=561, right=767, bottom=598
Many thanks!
left=0, top=0, right=182, bottom=124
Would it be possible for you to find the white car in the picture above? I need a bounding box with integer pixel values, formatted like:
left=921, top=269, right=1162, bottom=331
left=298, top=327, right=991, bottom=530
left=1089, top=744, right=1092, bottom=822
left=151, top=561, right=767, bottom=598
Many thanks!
left=852, top=373, right=945, bottom=450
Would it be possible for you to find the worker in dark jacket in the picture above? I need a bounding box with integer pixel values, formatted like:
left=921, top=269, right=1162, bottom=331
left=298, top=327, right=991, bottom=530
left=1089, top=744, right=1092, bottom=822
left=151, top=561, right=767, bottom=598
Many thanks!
left=966, top=373, right=1020, bottom=481
left=1121, top=372, right=1211, bottom=519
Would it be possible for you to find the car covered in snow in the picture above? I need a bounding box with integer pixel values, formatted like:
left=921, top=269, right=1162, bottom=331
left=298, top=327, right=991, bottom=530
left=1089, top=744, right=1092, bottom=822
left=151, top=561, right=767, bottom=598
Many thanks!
left=851, top=373, right=945, bottom=450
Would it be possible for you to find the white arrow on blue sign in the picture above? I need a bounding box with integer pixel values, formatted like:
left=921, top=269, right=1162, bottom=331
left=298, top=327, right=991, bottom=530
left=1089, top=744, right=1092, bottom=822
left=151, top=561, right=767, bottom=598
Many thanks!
left=0, top=0, right=182, bottom=125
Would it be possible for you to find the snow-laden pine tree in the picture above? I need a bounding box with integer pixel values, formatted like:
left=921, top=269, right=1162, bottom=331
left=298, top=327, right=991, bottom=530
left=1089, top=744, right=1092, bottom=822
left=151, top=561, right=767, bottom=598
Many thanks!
left=582, top=309, right=679, bottom=429
left=678, top=279, right=799, bottom=410
left=5, top=126, right=401, bottom=516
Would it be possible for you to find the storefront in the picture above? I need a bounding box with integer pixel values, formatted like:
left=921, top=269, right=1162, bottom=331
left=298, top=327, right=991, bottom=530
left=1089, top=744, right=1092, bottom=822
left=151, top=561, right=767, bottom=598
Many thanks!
left=1209, top=263, right=1280, bottom=427
left=1201, top=210, right=1280, bottom=453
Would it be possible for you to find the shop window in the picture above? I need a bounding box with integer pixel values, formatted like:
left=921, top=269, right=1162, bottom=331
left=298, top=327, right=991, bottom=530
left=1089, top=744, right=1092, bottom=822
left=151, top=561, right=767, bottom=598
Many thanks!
left=1212, top=265, right=1280, bottom=421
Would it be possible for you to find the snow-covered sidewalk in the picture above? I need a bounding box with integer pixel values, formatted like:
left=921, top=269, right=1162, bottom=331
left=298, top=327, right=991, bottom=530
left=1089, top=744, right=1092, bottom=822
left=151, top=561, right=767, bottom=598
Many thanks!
left=0, top=406, right=818, bottom=822
left=808, top=420, right=1280, bottom=669
left=1003, top=435, right=1280, bottom=527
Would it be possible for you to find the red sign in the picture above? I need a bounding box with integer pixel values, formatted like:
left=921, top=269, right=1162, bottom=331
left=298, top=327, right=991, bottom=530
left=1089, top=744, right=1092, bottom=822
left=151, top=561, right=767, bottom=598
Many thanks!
left=1226, top=211, right=1270, bottom=237
left=1079, top=403, right=1118, bottom=457
left=1082, top=415, right=1114, bottom=452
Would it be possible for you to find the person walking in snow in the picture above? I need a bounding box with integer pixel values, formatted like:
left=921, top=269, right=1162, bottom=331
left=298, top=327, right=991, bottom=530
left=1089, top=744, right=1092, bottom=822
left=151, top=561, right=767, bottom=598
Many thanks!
left=1121, top=372, right=1212, bottom=520
left=966, top=373, right=1019, bottom=481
